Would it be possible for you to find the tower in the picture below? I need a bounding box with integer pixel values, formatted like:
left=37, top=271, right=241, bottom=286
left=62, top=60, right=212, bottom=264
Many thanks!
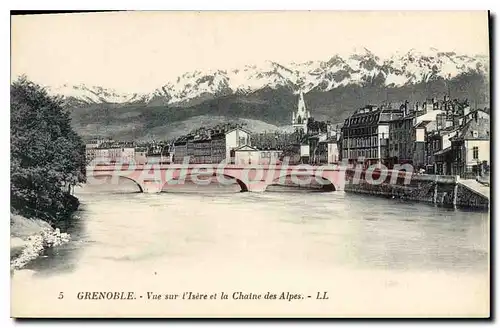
left=292, top=91, right=311, bottom=134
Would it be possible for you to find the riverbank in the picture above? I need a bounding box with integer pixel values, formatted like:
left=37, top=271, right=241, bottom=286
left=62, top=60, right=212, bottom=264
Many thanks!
left=344, top=173, right=490, bottom=210
left=10, top=213, right=71, bottom=271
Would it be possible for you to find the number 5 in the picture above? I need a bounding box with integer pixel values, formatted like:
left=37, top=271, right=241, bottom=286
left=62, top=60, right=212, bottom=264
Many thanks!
left=58, top=292, right=64, bottom=299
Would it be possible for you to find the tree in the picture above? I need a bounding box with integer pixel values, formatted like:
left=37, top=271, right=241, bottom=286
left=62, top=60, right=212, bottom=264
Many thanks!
left=11, top=76, right=86, bottom=223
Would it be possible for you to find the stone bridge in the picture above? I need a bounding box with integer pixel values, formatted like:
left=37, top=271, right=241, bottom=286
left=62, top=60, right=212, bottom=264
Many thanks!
left=86, top=163, right=347, bottom=193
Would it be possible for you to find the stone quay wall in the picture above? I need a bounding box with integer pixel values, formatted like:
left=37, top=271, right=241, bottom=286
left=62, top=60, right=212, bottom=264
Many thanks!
left=344, top=172, right=489, bottom=210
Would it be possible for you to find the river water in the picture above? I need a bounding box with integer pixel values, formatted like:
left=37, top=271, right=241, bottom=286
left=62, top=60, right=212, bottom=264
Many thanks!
left=11, top=181, right=490, bottom=317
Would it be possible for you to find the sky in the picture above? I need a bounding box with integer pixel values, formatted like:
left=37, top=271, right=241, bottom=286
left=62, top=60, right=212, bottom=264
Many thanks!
left=11, top=11, right=490, bottom=94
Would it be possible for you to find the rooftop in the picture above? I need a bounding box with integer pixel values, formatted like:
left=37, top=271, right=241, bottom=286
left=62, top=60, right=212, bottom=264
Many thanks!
left=453, top=116, right=490, bottom=141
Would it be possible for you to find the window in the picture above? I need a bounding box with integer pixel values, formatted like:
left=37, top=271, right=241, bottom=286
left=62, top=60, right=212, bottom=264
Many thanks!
left=473, top=146, right=479, bottom=159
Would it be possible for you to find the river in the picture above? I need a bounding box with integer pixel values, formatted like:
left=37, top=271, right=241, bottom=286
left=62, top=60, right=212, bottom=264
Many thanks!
left=11, top=181, right=490, bottom=317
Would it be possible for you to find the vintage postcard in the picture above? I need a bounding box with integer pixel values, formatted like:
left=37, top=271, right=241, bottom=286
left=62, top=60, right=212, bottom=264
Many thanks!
left=10, top=11, right=490, bottom=318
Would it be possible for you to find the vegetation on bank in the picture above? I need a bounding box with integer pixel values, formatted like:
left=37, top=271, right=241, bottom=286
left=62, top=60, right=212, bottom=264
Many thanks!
left=11, top=76, right=86, bottom=224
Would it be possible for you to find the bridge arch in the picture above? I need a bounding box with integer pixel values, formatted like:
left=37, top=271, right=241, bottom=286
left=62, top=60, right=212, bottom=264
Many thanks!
left=88, top=174, right=144, bottom=193
left=267, top=173, right=337, bottom=192
left=161, top=172, right=249, bottom=192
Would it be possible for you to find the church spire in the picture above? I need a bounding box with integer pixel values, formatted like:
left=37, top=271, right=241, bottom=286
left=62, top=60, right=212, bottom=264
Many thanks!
left=292, top=90, right=311, bottom=133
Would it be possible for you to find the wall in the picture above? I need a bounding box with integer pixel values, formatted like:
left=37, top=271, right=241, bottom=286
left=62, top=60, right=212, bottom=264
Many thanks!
left=465, top=140, right=490, bottom=166
left=234, top=150, right=260, bottom=165
left=377, top=125, right=389, bottom=160
left=173, top=144, right=187, bottom=164
left=225, top=129, right=250, bottom=161
left=121, top=147, right=135, bottom=162
left=413, top=142, right=425, bottom=168
left=300, top=145, right=310, bottom=157
left=95, top=149, right=109, bottom=162
left=327, top=143, right=339, bottom=164
left=259, top=150, right=282, bottom=165
left=442, top=130, right=458, bottom=150
left=135, top=152, right=147, bottom=165
left=415, top=127, right=425, bottom=142
left=344, top=173, right=489, bottom=210
left=456, top=183, right=490, bottom=208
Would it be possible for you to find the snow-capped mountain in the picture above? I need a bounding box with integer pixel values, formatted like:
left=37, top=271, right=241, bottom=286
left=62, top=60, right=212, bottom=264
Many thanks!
left=52, top=48, right=489, bottom=107
left=49, top=84, right=152, bottom=107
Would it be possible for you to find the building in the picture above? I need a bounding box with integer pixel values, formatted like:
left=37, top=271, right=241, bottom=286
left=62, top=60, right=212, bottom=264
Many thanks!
left=210, top=131, right=226, bottom=164
left=413, top=120, right=432, bottom=169
left=300, top=141, right=310, bottom=164
left=93, top=141, right=135, bottom=164
left=315, top=141, right=328, bottom=165
left=387, top=115, right=414, bottom=166
left=234, top=145, right=282, bottom=165
left=292, top=91, right=311, bottom=134
left=450, top=110, right=490, bottom=178
left=134, top=146, right=148, bottom=165
left=94, top=146, right=110, bottom=163
left=386, top=96, right=455, bottom=168
left=85, top=137, right=111, bottom=163
left=119, top=143, right=136, bottom=163
left=327, top=137, right=340, bottom=164
left=385, top=96, right=471, bottom=170
left=234, top=145, right=260, bottom=165
left=173, top=136, right=188, bottom=164
left=426, top=126, right=459, bottom=175
left=307, top=118, right=329, bottom=165
left=146, top=142, right=172, bottom=164
left=387, top=117, right=436, bottom=170
left=259, top=148, right=283, bottom=165
left=172, top=126, right=252, bottom=164
left=420, top=99, right=479, bottom=174
left=225, top=127, right=252, bottom=162
left=340, top=104, right=403, bottom=166
left=251, top=131, right=297, bottom=151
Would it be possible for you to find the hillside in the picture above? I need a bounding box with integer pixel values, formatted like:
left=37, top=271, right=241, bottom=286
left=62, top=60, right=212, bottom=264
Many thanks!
left=55, top=48, right=489, bottom=140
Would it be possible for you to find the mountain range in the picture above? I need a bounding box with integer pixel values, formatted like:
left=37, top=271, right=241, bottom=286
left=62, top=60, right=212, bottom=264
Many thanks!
left=46, top=48, right=489, bottom=141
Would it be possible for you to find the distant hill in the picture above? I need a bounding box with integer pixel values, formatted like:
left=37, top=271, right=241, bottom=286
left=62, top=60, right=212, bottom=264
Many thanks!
left=50, top=47, right=489, bottom=140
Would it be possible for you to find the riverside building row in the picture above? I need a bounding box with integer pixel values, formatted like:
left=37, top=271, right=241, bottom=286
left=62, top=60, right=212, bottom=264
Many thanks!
left=339, top=95, right=490, bottom=178
left=85, top=139, right=173, bottom=165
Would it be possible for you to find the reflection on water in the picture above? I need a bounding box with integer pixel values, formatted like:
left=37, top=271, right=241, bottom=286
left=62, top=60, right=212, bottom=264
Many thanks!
left=25, top=179, right=488, bottom=276
left=13, top=179, right=489, bottom=316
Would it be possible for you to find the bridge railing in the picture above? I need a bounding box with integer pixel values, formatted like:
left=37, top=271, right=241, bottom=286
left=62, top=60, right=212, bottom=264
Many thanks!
left=86, top=157, right=419, bottom=189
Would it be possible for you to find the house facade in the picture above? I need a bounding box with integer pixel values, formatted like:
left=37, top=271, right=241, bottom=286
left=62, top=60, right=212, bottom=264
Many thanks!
left=225, top=128, right=252, bottom=163
left=340, top=104, right=402, bottom=166
left=234, top=145, right=282, bottom=165
left=92, top=141, right=135, bottom=164
left=450, top=111, right=490, bottom=178
left=172, top=126, right=252, bottom=164
left=387, top=115, right=414, bottom=166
